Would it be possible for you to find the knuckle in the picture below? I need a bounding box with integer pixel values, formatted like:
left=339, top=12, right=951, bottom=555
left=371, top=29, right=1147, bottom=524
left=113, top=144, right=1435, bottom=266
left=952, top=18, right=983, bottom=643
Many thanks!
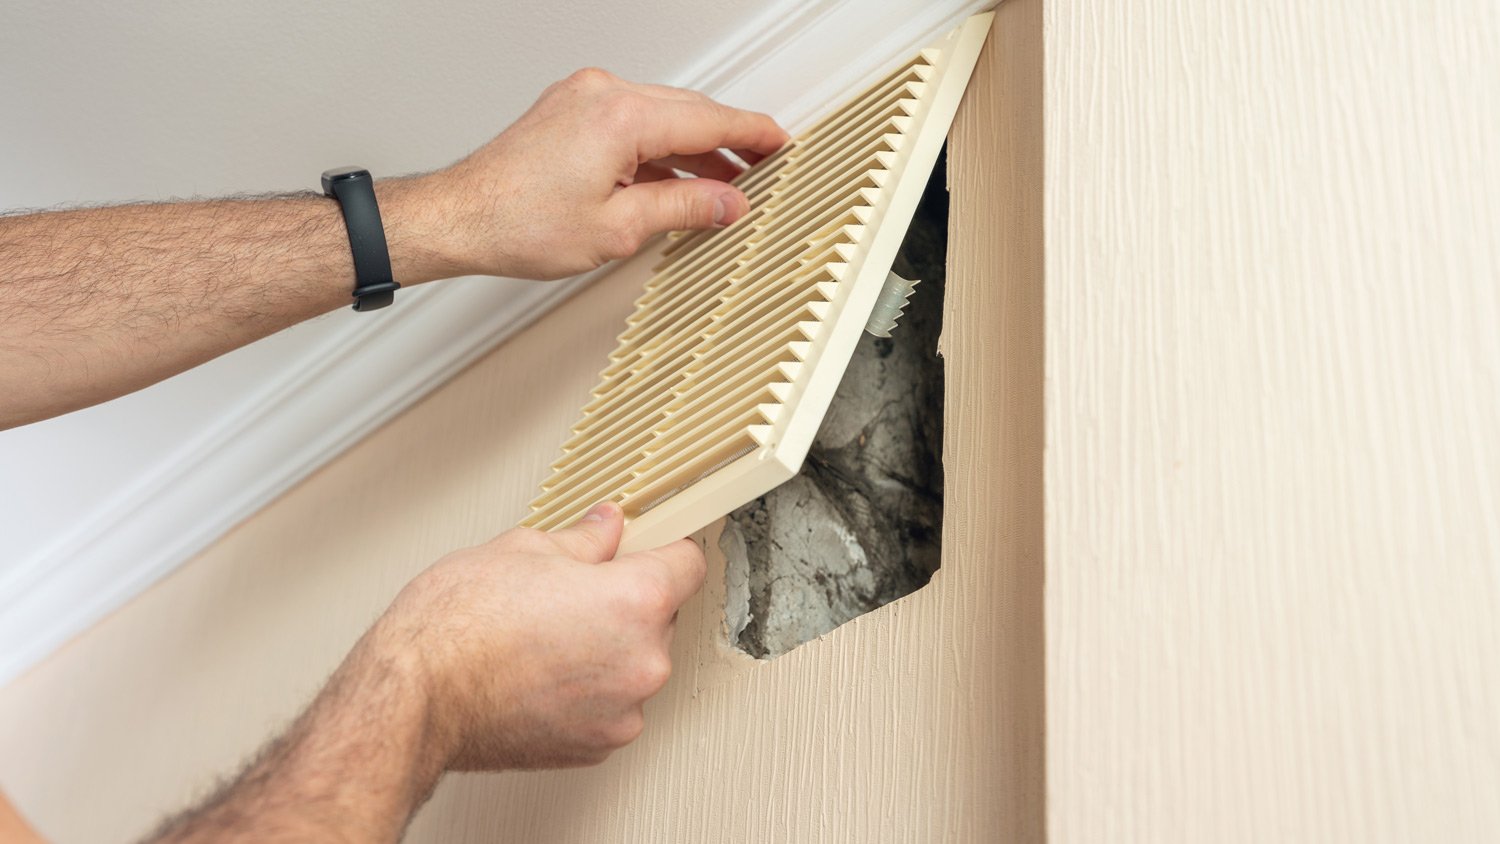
left=637, top=653, right=673, bottom=695
left=567, top=66, right=615, bottom=88
left=597, top=90, right=642, bottom=130
left=614, top=573, right=670, bottom=621
left=494, top=525, right=548, bottom=552
left=631, top=572, right=676, bottom=618
left=600, top=223, right=645, bottom=261
left=608, top=711, right=646, bottom=748
left=609, top=574, right=649, bottom=614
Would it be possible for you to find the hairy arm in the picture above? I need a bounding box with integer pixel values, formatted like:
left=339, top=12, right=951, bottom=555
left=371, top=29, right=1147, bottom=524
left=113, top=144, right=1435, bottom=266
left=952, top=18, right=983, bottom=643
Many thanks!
left=146, top=620, right=447, bottom=843
left=145, top=505, right=704, bottom=843
left=0, top=183, right=460, bottom=427
left=0, top=67, right=786, bottom=429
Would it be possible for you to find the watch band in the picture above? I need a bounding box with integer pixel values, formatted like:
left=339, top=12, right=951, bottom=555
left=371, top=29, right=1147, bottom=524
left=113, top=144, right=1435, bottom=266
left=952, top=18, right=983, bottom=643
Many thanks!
left=321, top=167, right=400, bottom=311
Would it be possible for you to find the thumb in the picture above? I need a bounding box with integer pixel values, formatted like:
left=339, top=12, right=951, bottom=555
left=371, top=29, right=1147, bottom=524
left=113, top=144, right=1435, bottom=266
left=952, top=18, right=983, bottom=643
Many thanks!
left=548, top=501, right=625, bottom=564
left=612, top=179, right=750, bottom=236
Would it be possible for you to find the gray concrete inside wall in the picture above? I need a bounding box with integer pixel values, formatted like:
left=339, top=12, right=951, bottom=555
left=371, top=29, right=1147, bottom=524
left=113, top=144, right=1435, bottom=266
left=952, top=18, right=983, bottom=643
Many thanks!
left=721, top=150, right=948, bottom=658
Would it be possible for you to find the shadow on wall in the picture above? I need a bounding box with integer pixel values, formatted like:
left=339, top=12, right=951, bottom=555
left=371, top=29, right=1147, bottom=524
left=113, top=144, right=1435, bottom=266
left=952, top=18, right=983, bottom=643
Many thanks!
left=720, top=149, right=948, bottom=658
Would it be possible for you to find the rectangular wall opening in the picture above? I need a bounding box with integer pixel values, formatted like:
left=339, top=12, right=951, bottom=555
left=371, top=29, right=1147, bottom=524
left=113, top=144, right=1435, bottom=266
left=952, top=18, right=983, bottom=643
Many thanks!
left=721, top=149, right=949, bottom=658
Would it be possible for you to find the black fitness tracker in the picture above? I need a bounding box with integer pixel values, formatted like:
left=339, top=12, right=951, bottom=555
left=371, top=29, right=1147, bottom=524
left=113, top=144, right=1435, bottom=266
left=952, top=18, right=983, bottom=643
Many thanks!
left=321, top=166, right=400, bottom=311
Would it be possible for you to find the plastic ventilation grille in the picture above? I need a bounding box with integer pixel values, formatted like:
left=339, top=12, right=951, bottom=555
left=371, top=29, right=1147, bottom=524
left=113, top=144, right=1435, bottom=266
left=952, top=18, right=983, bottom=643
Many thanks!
left=523, top=12, right=993, bottom=553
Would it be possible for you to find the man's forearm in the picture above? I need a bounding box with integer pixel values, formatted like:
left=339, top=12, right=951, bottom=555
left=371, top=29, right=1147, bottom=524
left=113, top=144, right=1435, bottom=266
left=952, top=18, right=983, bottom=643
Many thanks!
left=146, top=620, right=452, bottom=844
left=0, top=179, right=461, bottom=428
left=1, top=68, right=786, bottom=432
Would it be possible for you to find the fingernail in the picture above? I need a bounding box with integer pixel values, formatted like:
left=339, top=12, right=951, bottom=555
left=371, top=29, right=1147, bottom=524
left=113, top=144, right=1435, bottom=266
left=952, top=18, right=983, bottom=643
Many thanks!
left=712, top=196, right=729, bottom=227
left=583, top=501, right=616, bottom=522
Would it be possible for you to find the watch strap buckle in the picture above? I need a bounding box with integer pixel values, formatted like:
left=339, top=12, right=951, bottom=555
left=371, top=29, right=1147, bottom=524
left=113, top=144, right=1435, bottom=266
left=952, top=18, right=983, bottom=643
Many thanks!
left=351, top=280, right=401, bottom=312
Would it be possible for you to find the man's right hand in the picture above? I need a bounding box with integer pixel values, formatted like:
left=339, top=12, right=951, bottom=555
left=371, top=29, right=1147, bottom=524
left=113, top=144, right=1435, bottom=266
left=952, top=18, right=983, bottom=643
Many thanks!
left=373, top=502, right=708, bottom=770
left=416, top=67, right=790, bottom=280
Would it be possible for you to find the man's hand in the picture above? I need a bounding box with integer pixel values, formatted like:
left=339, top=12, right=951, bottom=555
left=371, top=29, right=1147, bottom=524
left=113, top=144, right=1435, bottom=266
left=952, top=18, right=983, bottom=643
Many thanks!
left=147, top=504, right=707, bottom=843
left=0, top=70, right=787, bottom=428
left=428, top=68, right=787, bottom=280
left=379, top=501, right=705, bottom=769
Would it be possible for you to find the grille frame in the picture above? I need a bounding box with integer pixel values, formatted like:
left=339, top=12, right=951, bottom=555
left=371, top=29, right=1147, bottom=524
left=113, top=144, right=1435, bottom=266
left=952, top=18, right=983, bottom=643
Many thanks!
left=522, top=12, right=994, bottom=553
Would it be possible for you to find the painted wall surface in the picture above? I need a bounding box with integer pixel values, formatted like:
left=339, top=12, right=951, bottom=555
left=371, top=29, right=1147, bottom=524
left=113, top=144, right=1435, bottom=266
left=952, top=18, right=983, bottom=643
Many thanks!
left=0, top=11, right=1037, bottom=842
left=1046, top=1, right=1500, bottom=841
left=10, top=1, right=1495, bottom=841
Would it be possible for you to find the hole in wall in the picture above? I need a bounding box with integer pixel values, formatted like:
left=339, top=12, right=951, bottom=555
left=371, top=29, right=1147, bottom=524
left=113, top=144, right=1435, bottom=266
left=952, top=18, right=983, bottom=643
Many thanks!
left=720, top=148, right=948, bottom=658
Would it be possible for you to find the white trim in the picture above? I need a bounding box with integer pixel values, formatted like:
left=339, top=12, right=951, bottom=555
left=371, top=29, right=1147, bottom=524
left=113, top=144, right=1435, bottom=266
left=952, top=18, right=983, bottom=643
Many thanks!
left=692, top=0, right=995, bottom=130
left=0, top=0, right=986, bottom=686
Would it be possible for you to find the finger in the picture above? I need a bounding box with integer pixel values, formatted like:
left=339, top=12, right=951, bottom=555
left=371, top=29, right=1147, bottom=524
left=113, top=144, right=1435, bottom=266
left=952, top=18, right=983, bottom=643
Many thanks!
left=633, top=98, right=788, bottom=162
left=730, top=148, right=771, bottom=166
left=608, top=178, right=750, bottom=237
left=651, top=151, right=745, bottom=183
left=618, top=538, right=707, bottom=614
left=547, top=501, right=624, bottom=564
left=629, top=162, right=679, bottom=184
left=618, top=79, right=706, bottom=103
left=618, top=82, right=777, bottom=172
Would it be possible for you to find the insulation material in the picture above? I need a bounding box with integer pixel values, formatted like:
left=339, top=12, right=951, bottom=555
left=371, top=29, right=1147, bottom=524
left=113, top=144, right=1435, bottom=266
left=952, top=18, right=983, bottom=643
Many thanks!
left=522, top=12, right=993, bottom=552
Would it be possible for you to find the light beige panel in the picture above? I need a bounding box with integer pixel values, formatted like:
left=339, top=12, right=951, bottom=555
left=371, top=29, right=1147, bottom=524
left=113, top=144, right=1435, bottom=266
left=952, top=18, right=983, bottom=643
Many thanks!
left=1046, top=1, right=1500, bottom=842
left=0, top=8, right=1040, bottom=843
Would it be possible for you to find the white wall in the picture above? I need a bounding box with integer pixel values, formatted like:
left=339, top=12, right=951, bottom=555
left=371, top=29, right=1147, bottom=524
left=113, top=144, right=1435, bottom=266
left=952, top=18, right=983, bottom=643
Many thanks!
left=1046, top=1, right=1500, bottom=839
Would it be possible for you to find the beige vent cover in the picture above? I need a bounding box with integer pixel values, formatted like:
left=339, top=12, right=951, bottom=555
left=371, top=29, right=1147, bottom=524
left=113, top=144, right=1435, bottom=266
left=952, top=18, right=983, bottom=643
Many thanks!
left=523, top=12, right=993, bottom=553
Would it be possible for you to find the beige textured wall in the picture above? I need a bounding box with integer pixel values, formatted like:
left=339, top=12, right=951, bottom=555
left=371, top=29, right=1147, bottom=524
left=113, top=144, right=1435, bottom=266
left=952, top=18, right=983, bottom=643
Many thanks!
left=13, top=2, right=1494, bottom=841
left=1046, top=1, right=1500, bottom=841
left=0, top=9, right=1038, bottom=842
